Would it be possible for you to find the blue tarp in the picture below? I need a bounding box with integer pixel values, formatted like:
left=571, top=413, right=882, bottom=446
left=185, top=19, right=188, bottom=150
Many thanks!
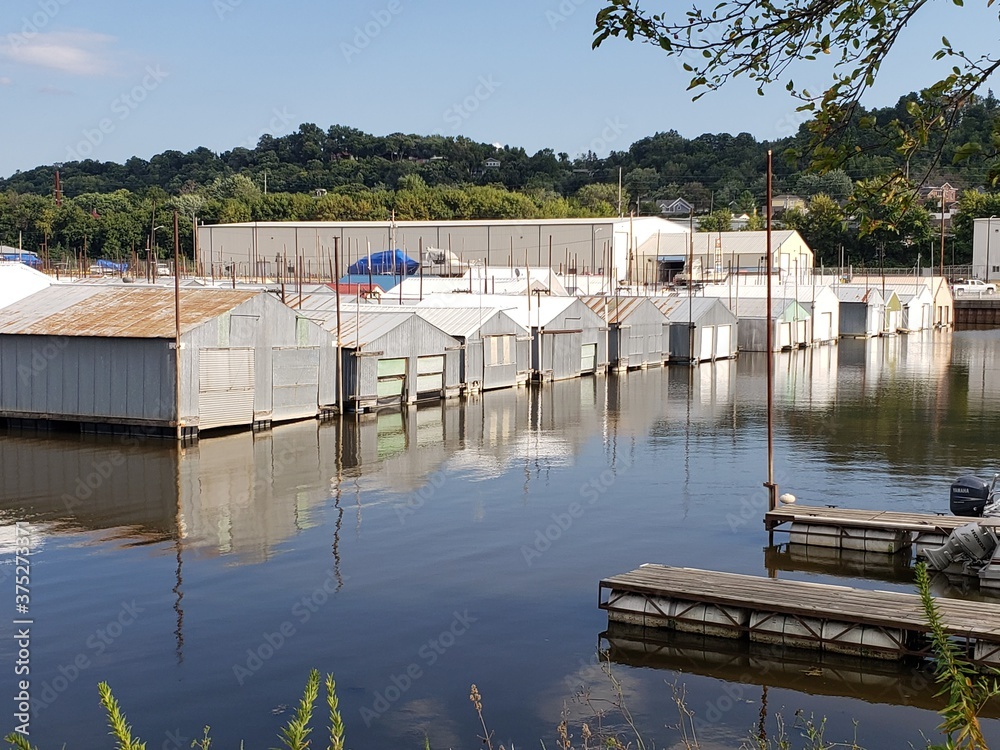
left=347, top=249, right=418, bottom=276
left=1, top=251, right=41, bottom=267
left=96, top=259, right=128, bottom=272
left=338, top=274, right=402, bottom=292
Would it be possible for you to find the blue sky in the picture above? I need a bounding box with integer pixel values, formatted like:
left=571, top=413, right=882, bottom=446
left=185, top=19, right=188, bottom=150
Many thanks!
left=0, top=0, right=996, bottom=179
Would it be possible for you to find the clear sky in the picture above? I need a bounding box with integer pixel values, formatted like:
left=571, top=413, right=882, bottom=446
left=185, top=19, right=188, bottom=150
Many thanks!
left=1, top=0, right=997, bottom=179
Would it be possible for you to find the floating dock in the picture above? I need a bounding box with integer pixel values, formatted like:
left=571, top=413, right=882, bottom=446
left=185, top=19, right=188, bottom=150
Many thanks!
left=599, top=564, right=1000, bottom=668
left=763, top=503, right=1000, bottom=555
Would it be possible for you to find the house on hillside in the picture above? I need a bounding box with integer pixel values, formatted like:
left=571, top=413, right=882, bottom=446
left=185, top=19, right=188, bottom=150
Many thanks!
left=657, top=198, right=694, bottom=216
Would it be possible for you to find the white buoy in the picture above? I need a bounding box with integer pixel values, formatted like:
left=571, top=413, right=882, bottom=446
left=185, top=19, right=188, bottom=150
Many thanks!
left=779, top=493, right=797, bottom=505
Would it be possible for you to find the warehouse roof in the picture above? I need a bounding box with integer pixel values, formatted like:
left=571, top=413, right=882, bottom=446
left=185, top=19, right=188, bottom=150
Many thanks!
left=0, top=286, right=261, bottom=338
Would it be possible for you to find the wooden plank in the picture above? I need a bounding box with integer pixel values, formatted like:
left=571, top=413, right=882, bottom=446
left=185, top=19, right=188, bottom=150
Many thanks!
left=765, top=504, right=994, bottom=533
left=600, top=564, right=1000, bottom=638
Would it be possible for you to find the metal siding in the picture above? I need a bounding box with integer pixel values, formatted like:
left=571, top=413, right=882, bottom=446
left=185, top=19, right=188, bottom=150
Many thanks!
left=198, top=348, right=255, bottom=429
left=94, top=338, right=113, bottom=416
left=272, top=347, right=319, bottom=422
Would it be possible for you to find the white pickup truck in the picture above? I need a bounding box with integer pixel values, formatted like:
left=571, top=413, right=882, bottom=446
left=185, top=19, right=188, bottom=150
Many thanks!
left=952, top=278, right=997, bottom=295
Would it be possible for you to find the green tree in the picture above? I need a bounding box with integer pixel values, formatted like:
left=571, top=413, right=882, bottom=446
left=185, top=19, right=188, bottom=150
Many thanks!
left=698, top=209, right=733, bottom=232
left=849, top=177, right=934, bottom=266
left=793, top=194, right=848, bottom=266
left=593, top=1, right=1000, bottom=185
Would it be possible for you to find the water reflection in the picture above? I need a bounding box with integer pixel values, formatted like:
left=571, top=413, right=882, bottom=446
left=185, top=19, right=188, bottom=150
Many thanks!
left=599, top=624, right=1000, bottom=718
left=2, top=331, right=1000, bottom=749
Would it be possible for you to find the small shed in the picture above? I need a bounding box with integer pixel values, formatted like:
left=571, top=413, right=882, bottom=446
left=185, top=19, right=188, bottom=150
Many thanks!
left=581, top=296, right=666, bottom=370
left=701, top=283, right=840, bottom=345
left=297, top=299, right=462, bottom=412
left=412, top=294, right=609, bottom=382
left=885, top=284, right=935, bottom=332
left=0, top=287, right=336, bottom=438
left=834, top=286, right=885, bottom=338
left=883, top=289, right=903, bottom=335
left=653, top=297, right=739, bottom=363
left=724, top=297, right=811, bottom=351
left=518, top=297, right=608, bottom=381
left=413, top=306, right=531, bottom=392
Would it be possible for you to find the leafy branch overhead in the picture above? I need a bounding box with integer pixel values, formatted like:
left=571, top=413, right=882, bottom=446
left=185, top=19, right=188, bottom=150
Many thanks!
left=593, top=0, right=1000, bottom=182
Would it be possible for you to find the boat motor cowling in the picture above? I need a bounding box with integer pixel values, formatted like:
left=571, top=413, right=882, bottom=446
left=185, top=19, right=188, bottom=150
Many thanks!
left=951, top=475, right=993, bottom=517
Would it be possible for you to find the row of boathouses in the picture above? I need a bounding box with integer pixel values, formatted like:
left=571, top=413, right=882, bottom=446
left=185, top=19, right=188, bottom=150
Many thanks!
left=0, top=261, right=955, bottom=439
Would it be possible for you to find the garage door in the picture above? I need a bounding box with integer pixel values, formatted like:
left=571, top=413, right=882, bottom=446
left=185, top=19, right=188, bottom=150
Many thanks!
left=715, top=325, right=731, bottom=359
left=699, top=325, right=714, bottom=361
left=779, top=322, right=792, bottom=349
left=415, top=355, right=444, bottom=400
left=376, top=358, right=406, bottom=405
left=272, top=347, right=319, bottom=422
left=485, top=335, right=515, bottom=366
left=199, top=348, right=255, bottom=430
left=816, top=312, right=832, bottom=342
left=581, top=343, right=598, bottom=372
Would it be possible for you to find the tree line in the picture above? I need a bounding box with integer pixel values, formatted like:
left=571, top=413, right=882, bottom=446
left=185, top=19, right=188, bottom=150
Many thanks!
left=2, top=91, right=1000, bottom=268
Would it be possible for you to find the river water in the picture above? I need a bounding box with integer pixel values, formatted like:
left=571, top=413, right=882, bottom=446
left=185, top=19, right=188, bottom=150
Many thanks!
left=2, top=329, right=1000, bottom=749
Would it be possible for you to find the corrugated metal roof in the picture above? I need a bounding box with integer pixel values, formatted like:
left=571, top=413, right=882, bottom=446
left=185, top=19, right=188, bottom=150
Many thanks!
left=415, top=293, right=577, bottom=328
left=833, top=286, right=884, bottom=304
left=414, top=307, right=508, bottom=338
left=579, top=295, right=654, bottom=324
left=879, top=283, right=931, bottom=303
left=0, top=286, right=261, bottom=338
left=298, top=305, right=415, bottom=347
left=722, top=297, right=806, bottom=319
left=652, top=296, right=724, bottom=323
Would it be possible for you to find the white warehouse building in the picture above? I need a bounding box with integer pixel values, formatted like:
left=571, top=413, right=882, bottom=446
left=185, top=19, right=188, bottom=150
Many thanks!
left=196, top=217, right=689, bottom=287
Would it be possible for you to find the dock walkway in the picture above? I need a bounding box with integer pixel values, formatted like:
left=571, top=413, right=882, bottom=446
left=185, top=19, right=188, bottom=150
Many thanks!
left=763, top=503, right=1000, bottom=555
left=600, top=564, right=1000, bottom=666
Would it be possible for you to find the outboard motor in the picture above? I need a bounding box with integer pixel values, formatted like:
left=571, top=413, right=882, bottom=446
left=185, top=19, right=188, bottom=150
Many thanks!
left=951, top=475, right=993, bottom=517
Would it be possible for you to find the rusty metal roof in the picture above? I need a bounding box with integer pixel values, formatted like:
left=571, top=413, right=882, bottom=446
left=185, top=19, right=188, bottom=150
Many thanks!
left=0, top=286, right=260, bottom=338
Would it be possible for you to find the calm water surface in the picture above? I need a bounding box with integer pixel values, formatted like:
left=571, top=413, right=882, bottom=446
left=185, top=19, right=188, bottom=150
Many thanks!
left=2, top=329, right=1000, bottom=749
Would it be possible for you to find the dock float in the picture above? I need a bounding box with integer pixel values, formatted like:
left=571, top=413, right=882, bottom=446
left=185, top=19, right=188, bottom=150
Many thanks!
left=599, top=564, right=1000, bottom=667
left=763, top=504, right=1000, bottom=555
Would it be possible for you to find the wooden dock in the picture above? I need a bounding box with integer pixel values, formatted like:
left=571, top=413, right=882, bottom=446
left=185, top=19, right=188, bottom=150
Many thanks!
left=599, top=564, right=1000, bottom=667
left=763, top=503, right=1000, bottom=554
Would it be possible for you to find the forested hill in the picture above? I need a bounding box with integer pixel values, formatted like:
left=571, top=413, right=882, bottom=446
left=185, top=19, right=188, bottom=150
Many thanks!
left=3, top=91, right=998, bottom=204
